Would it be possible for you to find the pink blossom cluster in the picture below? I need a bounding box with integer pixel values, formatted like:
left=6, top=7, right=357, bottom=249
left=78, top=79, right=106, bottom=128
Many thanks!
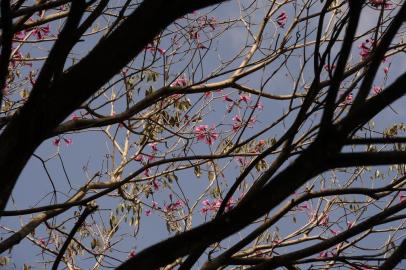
left=201, top=198, right=235, bottom=214
left=194, top=125, right=219, bottom=145
left=31, top=24, right=50, bottom=40
left=369, top=0, right=393, bottom=8
left=145, top=201, right=159, bottom=216
left=223, top=94, right=264, bottom=113
left=16, top=24, right=51, bottom=40
left=198, top=16, right=217, bottom=31
left=164, top=199, right=183, bottom=212
left=170, top=75, right=188, bottom=87
left=145, top=45, right=166, bottom=55
left=232, top=114, right=256, bottom=132
left=186, top=15, right=218, bottom=49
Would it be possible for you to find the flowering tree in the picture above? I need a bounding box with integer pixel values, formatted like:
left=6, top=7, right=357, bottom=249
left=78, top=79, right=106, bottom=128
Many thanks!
left=1, top=0, right=406, bottom=269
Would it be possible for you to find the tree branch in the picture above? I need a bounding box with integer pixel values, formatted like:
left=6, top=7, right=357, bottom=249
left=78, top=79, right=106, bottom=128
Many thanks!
left=0, top=0, right=230, bottom=211
left=51, top=204, right=97, bottom=270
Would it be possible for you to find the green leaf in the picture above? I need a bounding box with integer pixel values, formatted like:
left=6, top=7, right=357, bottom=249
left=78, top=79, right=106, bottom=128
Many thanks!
left=208, top=171, right=216, bottom=181
left=91, top=238, right=98, bottom=249
left=194, top=165, right=201, bottom=178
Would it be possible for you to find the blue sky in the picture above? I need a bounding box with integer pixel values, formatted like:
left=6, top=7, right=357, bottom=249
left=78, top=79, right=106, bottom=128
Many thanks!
left=2, top=1, right=406, bottom=269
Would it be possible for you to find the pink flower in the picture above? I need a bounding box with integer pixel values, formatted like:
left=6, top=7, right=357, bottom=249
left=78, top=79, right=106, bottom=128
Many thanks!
left=38, top=238, right=46, bottom=246
left=170, top=75, right=188, bottom=87
left=254, top=140, right=266, bottom=153
left=250, top=101, right=264, bottom=110
left=359, top=39, right=372, bottom=59
left=232, top=115, right=256, bottom=132
left=319, top=251, right=329, bottom=258
left=400, top=193, right=406, bottom=203
left=152, top=201, right=159, bottom=209
left=145, top=209, right=152, bottom=216
left=256, top=102, right=264, bottom=110
left=149, top=142, right=158, bottom=152
left=134, top=154, right=143, bottom=161
left=369, top=0, right=393, bottom=8
left=204, top=91, right=212, bottom=98
left=194, top=125, right=219, bottom=145
left=248, top=116, right=256, bottom=126
left=63, top=137, right=73, bottom=146
left=383, top=66, right=389, bottom=74
left=299, top=203, right=310, bottom=211
left=165, top=199, right=183, bottom=212
left=152, top=179, right=160, bottom=191
left=232, top=115, right=242, bottom=132
left=319, top=214, right=329, bottom=227
left=330, top=228, right=340, bottom=235
left=236, top=156, right=251, bottom=166
left=14, top=31, right=25, bottom=40
left=71, top=113, right=81, bottom=121
left=128, top=249, right=136, bottom=258
left=203, top=89, right=221, bottom=98
left=145, top=45, right=166, bottom=55
left=31, top=24, right=50, bottom=40
left=276, top=12, right=288, bottom=27
left=198, top=16, right=217, bottom=30
left=201, top=198, right=235, bottom=214
left=272, top=239, right=282, bottom=245
left=226, top=103, right=234, bottom=113
left=223, top=95, right=234, bottom=102
left=53, top=138, right=61, bottom=146
left=239, top=94, right=251, bottom=103
left=156, top=48, right=166, bottom=55
left=373, top=85, right=382, bottom=95
left=345, top=93, right=353, bottom=103
left=324, top=64, right=336, bottom=72
left=232, top=115, right=242, bottom=122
